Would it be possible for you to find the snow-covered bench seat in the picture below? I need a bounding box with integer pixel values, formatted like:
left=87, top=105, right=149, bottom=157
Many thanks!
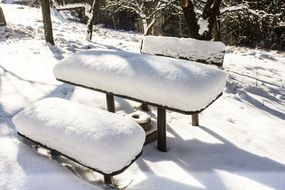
left=12, top=98, right=145, bottom=183
left=53, top=45, right=226, bottom=151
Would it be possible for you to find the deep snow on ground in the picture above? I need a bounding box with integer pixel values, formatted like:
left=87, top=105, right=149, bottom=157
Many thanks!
left=1, top=4, right=285, bottom=190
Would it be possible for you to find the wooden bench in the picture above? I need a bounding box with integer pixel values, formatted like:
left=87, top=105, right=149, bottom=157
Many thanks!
left=53, top=36, right=226, bottom=152
left=140, top=36, right=225, bottom=126
left=12, top=98, right=145, bottom=184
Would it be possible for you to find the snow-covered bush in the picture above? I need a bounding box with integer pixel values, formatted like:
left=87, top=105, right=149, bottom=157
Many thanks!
left=220, top=0, right=285, bottom=50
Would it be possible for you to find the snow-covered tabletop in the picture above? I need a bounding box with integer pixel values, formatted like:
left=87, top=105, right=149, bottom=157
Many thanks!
left=54, top=49, right=226, bottom=112
left=13, top=98, right=145, bottom=175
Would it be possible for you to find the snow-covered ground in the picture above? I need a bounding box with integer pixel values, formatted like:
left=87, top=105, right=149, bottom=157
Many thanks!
left=1, top=4, right=285, bottom=190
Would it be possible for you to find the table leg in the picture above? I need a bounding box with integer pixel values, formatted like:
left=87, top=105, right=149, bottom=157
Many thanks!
left=157, top=106, right=166, bottom=152
left=103, top=175, right=113, bottom=185
left=106, top=94, right=115, bottom=113
left=192, top=113, right=199, bottom=126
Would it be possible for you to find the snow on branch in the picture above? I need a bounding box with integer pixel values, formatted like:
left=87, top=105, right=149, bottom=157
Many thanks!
left=105, top=0, right=176, bottom=35
left=221, top=3, right=283, bottom=18
left=220, top=5, right=247, bottom=14
left=55, top=3, right=88, bottom=11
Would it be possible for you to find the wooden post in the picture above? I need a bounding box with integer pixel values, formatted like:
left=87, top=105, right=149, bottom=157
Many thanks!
left=141, top=102, right=149, bottom=111
left=103, top=175, right=113, bottom=185
left=40, top=0, right=55, bottom=45
left=157, top=106, right=166, bottom=152
left=106, top=94, right=115, bottom=113
left=192, top=113, right=199, bottom=126
left=0, top=6, right=7, bottom=26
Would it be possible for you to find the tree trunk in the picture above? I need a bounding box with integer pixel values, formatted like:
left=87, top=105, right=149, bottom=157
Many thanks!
left=214, top=16, right=221, bottom=41
left=142, top=18, right=149, bottom=35
left=180, top=0, right=200, bottom=39
left=86, top=0, right=101, bottom=40
left=40, top=0, right=54, bottom=45
left=208, top=0, right=222, bottom=40
left=0, top=6, right=7, bottom=26
left=180, top=0, right=222, bottom=40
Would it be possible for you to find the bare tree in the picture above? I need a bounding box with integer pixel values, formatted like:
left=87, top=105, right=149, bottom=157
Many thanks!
left=86, top=0, right=102, bottom=40
left=180, top=0, right=222, bottom=40
left=0, top=6, right=6, bottom=26
left=106, top=0, right=175, bottom=35
left=40, top=0, right=55, bottom=45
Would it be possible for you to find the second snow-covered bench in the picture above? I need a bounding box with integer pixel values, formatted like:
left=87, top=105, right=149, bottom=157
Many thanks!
left=53, top=36, right=226, bottom=152
left=12, top=98, right=145, bottom=183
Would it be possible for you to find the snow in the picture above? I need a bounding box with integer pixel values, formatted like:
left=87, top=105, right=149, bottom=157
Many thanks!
left=56, top=3, right=88, bottom=10
left=141, top=35, right=225, bottom=66
left=198, top=18, right=209, bottom=35
left=12, top=97, right=145, bottom=174
left=54, top=49, right=226, bottom=112
left=127, top=111, right=150, bottom=124
left=1, top=4, right=285, bottom=190
left=54, top=3, right=92, bottom=19
left=220, top=5, right=247, bottom=13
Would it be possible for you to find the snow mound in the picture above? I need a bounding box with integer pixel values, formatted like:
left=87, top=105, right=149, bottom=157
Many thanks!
left=12, top=98, right=145, bottom=174
left=198, top=18, right=209, bottom=35
left=54, top=49, right=226, bottom=112
left=141, top=35, right=225, bottom=66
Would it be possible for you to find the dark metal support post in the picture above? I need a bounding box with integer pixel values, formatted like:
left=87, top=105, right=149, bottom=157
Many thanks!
left=192, top=113, right=199, bottom=126
left=103, top=175, right=113, bottom=185
left=141, top=102, right=149, bottom=111
left=106, top=94, right=115, bottom=113
left=50, top=149, right=60, bottom=159
left=157, top=106, right=166, bottom=152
